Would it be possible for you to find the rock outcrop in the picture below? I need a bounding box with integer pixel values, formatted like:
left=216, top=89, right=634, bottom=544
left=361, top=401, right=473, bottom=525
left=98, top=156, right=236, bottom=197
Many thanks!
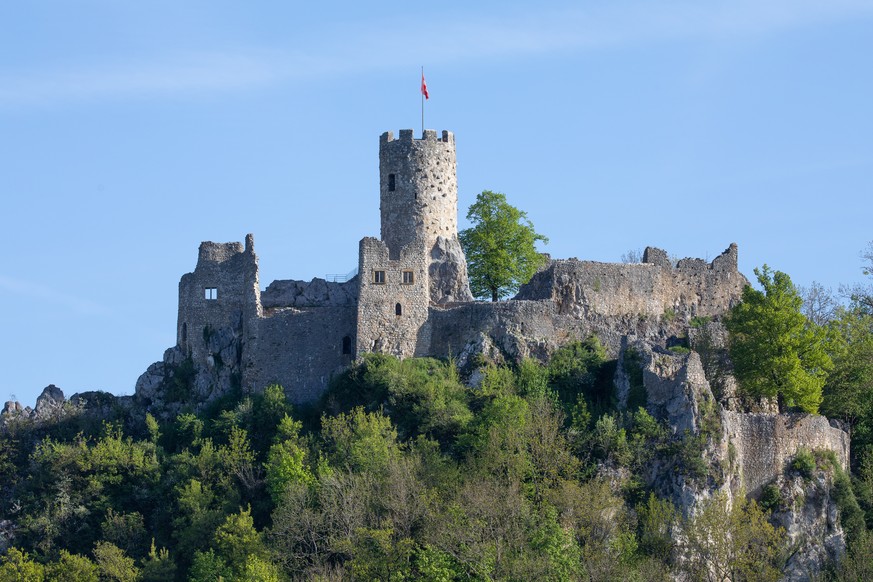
left=621, top=340, right=851, bottom=581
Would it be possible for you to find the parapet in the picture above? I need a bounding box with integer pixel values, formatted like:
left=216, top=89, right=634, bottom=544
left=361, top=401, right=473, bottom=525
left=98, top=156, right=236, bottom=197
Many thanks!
left=380, top=129, right=454, bottom=145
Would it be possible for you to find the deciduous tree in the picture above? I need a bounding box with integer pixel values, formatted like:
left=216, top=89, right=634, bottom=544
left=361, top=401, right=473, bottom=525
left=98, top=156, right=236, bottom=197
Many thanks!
left=725, top=265, right=832, bottom=413
left=459, top=190, right=548, bottom=301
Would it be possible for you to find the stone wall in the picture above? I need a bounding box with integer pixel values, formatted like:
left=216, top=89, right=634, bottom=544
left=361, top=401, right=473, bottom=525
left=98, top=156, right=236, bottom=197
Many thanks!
left=177, top=234, right=260, bottom=366
left=245, top=305, right=357, bottom=403
left=515, top=244, right=746, bottom=320
left=722, top=412, right=850, bottom=495
left=356, top=237, right=431, bottom=358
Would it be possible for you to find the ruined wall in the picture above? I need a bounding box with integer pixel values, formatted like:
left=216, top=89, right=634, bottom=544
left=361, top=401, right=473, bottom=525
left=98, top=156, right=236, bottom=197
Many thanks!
left=379, top=129, right=471, bottom=303
left=515, top=244, right=746, bottom=320
left=177, top=234, right=260, bottom=366
left=722, top=412, right=850, bottom=495
left=245, top=306, right=357, bottom=403
left=356, top=237, right=430, bottom=358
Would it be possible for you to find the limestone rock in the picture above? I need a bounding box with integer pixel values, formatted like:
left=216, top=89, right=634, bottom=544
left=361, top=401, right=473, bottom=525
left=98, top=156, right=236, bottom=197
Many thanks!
left=261, top=278, right=357, bottom=309
left=33, top=384, right=65, bottom=421
left=642, top=348, right=716, bottom=436
left=429, top=236, right=473, bottom=304
left=1, top=401, right=22, bottom=416
left=771, top=470, right=847, bottom=581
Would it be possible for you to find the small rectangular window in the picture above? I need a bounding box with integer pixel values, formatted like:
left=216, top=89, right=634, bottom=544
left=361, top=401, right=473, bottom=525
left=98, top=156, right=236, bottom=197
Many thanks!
left=205, top=287, right=218, bottom=300
left=402, top=271, right=414, bottom=284
left=388, top=174, right=396, bottom=191
left=373, top=271, right=385, bottom=284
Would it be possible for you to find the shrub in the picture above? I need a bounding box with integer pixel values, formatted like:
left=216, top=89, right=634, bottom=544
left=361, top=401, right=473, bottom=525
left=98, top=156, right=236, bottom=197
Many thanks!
left=792, top=448, right=816, bottom=479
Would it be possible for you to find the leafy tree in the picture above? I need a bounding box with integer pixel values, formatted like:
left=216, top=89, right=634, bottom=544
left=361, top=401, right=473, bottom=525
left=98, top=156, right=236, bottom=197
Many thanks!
left=212, top=506, right=268, bottom=574
left=188, top=549, right=231, bottom=582
left=138, top=540, right=176, bottom=582
left=44, top=551, right=98, bottom=582
left=265, top=439, right=314, bottom=503
left=459, top=190, right=548, bottom=301
left=822, top=309, right=873, bottom=445
left=678, top=493, right=783, bottom=582
left=238, top=555, right=283, bottom=582
left=321, top=408, right=401, bottom=474
left=0, top=548, right=45, bottom=581
left=725, top=265, right=832, bottom=413
left=547, top=337, right=609, bottom=409
left=92, top=541, right=138, bottom=582
left=835, top=530, right=873, bottom=581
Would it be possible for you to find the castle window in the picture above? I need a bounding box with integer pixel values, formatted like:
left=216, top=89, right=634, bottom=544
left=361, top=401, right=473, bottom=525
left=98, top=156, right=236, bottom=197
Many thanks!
left=402, top=270, right=414, bottom=284
left=205, top=287, right=218, bottom=300
left=181, top=323, right=188, bottom=343
left=373, top=270, right=386, bottom=284
left=395, top=303, right=402, bottom=316
left=388, top=173, right=396, bottom=191
left=342, top=336, right=352, bottom=355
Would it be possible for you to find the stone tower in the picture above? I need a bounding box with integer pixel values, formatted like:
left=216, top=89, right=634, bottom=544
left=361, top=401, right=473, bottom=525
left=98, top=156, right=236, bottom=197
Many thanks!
left=379, top=129, right=472, bottom=304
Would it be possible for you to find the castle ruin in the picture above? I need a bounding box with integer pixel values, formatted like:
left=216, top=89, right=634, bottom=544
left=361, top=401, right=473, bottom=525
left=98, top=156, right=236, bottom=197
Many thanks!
left=138, top=128, right=751, bottom=406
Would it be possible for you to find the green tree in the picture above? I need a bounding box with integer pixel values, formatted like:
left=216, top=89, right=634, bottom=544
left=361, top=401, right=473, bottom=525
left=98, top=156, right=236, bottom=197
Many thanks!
left=0, top=548, right=45, bottom=582
left=678, top=493, right=783, bottom=582
left=822, top=308, right=873, bottom=453
left=92, top=541, right=139, bottom=582
left=45, top=551, right=98, bottom=582
left=725, top=265, right=832, bottom=413
left=459, top=190, right=548, bottom=301
left=139, top=540, right=176, bottom=582
left=213, top=506, right=268, bottom=574
left=188, top=550, right=231, bottom=582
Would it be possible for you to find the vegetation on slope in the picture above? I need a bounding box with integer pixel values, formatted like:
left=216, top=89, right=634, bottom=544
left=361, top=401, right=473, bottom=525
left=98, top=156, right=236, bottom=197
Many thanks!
left=0, top=345, right=803, bottom=581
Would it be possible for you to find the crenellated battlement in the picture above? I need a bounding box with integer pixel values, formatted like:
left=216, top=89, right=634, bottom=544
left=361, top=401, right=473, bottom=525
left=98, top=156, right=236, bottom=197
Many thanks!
left=380, top=129, right=454, bottom=144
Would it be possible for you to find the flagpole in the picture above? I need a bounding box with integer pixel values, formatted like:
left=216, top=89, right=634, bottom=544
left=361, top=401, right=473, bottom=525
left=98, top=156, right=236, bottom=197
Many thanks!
left=421, top=66, right=424, bottom=136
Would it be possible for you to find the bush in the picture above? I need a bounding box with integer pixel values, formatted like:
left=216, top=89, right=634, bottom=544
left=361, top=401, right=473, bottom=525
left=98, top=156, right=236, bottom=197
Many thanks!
left=759, top=483, right=782, bottom=513
left=792, top=448, right=816, bottom=479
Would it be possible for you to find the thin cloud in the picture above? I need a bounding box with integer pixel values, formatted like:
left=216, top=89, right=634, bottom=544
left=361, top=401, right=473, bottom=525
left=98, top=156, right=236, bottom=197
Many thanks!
left=0, top=276, right=111, bottom=317
left=0, top=0, right=870, bottom=108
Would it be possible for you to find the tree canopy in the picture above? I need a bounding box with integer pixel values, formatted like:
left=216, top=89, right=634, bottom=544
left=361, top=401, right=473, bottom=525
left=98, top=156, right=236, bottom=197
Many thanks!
left=725, top=265, right=832, bottom=413
left=459, top=190, right=548, bottom=301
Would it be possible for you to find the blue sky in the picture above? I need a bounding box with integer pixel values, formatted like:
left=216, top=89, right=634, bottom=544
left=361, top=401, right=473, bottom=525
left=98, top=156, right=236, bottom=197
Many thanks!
left=2, top=1, right=872, bottom=406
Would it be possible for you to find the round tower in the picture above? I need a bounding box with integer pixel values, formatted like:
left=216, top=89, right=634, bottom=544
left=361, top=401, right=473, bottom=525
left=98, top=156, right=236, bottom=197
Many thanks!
left=379, top=129, right=458, bottom=254
left=378, top=129, right=472, bottom=303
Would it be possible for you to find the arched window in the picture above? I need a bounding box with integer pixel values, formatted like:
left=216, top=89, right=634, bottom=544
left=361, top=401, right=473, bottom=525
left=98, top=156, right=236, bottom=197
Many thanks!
left=395, top=303, right=402, bottom=316
left=342, top=336, right=352, bottom=355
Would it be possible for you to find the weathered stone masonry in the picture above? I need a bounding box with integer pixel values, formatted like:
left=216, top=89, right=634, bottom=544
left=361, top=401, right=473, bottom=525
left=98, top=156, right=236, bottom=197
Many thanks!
left=153, top=129, right=758, bottom=404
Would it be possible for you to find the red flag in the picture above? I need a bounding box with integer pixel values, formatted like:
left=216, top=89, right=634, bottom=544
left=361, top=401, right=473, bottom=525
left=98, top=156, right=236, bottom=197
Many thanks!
left=421, top=72, right=429, bottom=100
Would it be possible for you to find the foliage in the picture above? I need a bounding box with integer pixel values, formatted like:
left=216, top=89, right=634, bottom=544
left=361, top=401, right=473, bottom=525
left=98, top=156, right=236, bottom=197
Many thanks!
left=324, top=354, right=472, bottom=446
left=726, top=265, right=833, bottom=413
left=679, top=493, right=784, bottom=582
left=3, top=345, right=870, bottom=579
left=459, top=190, right=548, bottom=301
left=93, top=541, right=139, bottom=582
left=822, top=307, right=873, bottom=466
left=547, top=336, right=611, bottom=413
left=0, top=548, right=44, bottom=582
left=791, top=448, right=816, bottom=480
